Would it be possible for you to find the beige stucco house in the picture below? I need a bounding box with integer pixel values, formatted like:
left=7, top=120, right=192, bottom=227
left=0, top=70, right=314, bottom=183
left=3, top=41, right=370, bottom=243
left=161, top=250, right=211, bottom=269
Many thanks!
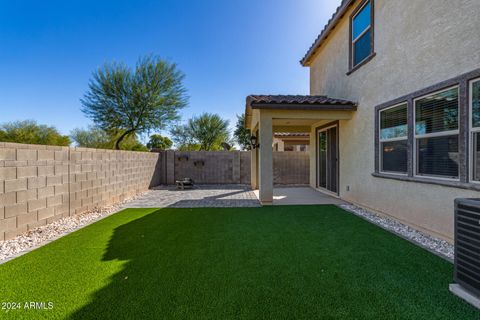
left=245, top=0, right=480, bottom=241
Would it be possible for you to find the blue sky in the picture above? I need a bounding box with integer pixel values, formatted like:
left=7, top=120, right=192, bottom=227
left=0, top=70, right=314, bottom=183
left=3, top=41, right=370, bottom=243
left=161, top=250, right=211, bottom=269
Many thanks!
left=0, top=0, right=339, bottom=138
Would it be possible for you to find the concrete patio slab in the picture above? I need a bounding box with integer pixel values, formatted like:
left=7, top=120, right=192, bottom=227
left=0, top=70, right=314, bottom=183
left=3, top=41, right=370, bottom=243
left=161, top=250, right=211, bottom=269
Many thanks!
left=253, top=187, right=346, bottom=205
left=123, top=185, right=260, bottom=208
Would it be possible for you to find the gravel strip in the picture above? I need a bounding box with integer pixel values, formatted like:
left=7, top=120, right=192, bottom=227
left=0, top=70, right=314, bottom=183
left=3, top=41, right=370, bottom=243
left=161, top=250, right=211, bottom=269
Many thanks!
left=0, top=193, right=147, bottom=263
left=339, top=204, right=454, bottom=262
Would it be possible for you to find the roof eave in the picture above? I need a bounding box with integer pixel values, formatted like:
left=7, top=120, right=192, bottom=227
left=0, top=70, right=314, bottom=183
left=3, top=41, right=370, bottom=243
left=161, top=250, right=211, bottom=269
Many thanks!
left=300, top=0, right=356, bottom=67
left=250, top=103, right=357, bottom=111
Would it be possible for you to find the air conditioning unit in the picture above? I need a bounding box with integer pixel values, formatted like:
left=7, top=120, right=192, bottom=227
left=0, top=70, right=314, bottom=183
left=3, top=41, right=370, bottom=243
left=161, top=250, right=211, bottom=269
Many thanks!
left=449, top=198, right=480, bottom=309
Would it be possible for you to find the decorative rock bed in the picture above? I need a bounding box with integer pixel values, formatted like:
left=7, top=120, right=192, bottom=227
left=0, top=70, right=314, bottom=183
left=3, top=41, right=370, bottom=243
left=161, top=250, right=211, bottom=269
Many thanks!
left=339, top=204, right=454, bottom=262
left=0, top=193, right=146, bottom=263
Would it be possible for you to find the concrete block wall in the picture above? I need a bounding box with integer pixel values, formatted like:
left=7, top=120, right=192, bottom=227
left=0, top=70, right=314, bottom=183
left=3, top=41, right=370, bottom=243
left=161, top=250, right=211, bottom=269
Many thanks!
left=240, top=152, right=251, bottom=185
left=68, top=148, right=160, bottom=214
left=173, top=151, right=238, bottom=184
left=0, top=144, right=307, bottom=240
left=0, top=142, right=160, bottom=240
left=155, top=150, right=308, bottom=186
left=273, top=152, right=309, bottom=185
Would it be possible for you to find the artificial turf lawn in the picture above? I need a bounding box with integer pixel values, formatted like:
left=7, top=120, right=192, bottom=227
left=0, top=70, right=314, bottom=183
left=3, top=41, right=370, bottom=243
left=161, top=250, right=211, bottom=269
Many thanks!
left=0, top=206, right=479, bottom=319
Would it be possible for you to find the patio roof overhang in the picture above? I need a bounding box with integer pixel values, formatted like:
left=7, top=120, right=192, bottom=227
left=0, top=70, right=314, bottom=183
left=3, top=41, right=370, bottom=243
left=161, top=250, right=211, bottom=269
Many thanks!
left=245, top=95, right=357, bottom=130
left=245, top=95, right=357, bottom=205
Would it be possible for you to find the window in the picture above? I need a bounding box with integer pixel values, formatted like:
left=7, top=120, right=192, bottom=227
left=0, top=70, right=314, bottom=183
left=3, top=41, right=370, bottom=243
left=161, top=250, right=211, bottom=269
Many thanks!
left=414, top=87, right=459, bottom=179
left=470, top=79, right=480, bottom=181
left=379, top=104, right=408, bottom=174
left=374, top=69, right=480, bottom=189
left=351, top=1, right=373, bottom=68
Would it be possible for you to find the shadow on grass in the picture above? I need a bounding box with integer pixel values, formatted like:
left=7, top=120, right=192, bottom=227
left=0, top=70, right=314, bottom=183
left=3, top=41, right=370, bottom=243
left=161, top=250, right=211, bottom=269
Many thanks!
left=68, top=206, right=480, bottom=320
left=69, top=209, right=182, bottom=320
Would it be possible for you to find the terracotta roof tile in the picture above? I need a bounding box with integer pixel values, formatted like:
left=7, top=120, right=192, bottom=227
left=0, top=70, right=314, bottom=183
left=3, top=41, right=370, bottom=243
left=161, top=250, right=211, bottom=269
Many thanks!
left=246, top=95, right=356, bottom=109
left=274, top=132, right=310, bottom=137
left=300, top=0, right=355, bottom=66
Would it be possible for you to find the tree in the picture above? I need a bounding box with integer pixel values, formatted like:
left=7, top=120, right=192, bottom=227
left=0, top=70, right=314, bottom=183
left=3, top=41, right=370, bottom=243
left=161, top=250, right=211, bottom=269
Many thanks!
left=170, top=113, right=231, bottom=151
left=0, top=120, right=70, bottom=146
left=146, top=134, right=172, bottom=150
left=71, top=126, right=148, bottom=151
left=233, top=113, right=251, bottom=150
left=81, top=55, right=188, bottom=150
left=70, top=126, right=111, bottom=149
left=169, top=124, right=195, bottom=149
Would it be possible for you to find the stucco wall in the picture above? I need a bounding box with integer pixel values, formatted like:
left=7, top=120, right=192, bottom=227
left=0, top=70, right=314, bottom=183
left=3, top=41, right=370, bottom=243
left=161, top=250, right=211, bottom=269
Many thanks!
left=0, top=142, right=160, bottom=240
left=308, top=0, right=480, bottom=240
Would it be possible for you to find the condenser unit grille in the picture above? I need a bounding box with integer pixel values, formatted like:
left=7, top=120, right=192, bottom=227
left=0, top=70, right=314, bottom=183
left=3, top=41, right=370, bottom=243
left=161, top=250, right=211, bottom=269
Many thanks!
left=455, top=201, right=480, bottom=297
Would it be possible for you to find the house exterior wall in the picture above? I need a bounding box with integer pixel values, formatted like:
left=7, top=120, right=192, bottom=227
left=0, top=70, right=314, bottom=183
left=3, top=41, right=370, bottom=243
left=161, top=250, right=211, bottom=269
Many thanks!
left=308, top=0, right=480, bottom=241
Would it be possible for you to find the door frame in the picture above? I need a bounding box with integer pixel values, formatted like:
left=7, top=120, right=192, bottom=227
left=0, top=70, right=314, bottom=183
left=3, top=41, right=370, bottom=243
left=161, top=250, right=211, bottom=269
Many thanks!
left=315, top=121, right=340, bottom=196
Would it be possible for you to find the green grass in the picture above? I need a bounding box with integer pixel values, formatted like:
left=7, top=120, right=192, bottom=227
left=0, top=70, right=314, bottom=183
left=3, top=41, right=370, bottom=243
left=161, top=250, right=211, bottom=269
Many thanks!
left=0, top=205, right=478, bottom=319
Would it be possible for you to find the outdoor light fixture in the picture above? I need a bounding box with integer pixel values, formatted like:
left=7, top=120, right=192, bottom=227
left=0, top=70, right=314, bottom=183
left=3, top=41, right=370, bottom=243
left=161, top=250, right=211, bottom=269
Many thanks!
left=250, top=135, right=259, bottom=149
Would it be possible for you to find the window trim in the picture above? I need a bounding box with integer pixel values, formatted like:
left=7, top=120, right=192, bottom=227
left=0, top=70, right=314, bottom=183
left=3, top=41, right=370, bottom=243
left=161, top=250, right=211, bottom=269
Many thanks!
left=469, top=78, right=480, bottom=183
left=374, top=67, right=480, bottom=190
left=413, top=86, right=460, bottom=181
left=378, top=102, right=408, bottom=176
left=348, top=0, right=375, bottom=74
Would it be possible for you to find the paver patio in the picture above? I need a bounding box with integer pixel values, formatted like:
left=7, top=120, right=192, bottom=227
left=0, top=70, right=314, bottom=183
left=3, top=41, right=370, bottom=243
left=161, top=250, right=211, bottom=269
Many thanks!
left=123, top=185, right=261, bottom=208
left=124, top=185, right=345, bottom=208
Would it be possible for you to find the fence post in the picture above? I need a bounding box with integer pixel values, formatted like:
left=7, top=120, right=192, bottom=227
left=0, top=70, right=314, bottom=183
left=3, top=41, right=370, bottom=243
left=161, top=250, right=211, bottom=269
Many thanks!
left=166, top=150, right=175, bottom=185
left=233, top=151, right=241, bottom=184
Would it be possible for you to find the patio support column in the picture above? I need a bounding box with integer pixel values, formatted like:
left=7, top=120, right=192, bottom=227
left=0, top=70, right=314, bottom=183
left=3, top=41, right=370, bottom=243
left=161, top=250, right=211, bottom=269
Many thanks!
left=258, top=114, right=273, bottom=204
left=277, top=140, right=285, bottom=152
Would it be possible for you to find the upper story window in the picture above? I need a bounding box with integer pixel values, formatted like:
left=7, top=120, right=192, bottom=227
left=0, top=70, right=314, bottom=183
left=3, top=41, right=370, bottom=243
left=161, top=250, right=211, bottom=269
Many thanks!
left=350, top=0, right=374, bottom=69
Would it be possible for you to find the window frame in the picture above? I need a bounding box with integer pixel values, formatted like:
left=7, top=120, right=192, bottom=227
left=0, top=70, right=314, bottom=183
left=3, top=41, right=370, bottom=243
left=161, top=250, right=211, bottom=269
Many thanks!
left=413, top=86, right=460, bottom=181
left=469, top=78, right=480, bottom=183
left=378, top=102, right=409, bottom=176
left=348, top=0, right=375, bottom=74
left=374, top=68, right=480, bottom=190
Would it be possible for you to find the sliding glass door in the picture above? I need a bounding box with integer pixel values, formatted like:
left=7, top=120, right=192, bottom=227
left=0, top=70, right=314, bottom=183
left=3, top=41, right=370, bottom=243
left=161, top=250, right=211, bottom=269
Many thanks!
left=317, top=125, right=338, bottom=194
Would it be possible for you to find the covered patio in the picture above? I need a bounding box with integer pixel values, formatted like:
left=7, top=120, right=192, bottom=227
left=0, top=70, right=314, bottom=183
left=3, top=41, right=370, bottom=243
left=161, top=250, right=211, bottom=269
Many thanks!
left=253, top=186, right=346, bottom=205
left=245, top=95, right=357, bottom=205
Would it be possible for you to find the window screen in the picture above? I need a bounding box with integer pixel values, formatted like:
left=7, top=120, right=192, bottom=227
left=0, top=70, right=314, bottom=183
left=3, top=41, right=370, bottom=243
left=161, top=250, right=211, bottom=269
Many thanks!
left=472, top=80, right=480, bottom=128
left=471, top=80, right=480, bottom=181
left=380, top=104, right=408, bottom=140
left=415, top=87, right=459, bottom=178
left=382, top=140, right=408, bottom=173
left=380, top=103, right=408, bottom=173
left=472, top=132, right=480, bottom=181
left=417, top=135, right=459, bottom=178
left=415, top=87, right=458, bottom=135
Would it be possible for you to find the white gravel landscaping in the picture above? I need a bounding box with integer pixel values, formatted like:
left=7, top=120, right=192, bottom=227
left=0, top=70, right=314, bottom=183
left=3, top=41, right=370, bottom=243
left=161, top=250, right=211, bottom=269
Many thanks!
left=0, top=193, right=147, bottom=263
left=339, top=204, right=454, bottom=262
